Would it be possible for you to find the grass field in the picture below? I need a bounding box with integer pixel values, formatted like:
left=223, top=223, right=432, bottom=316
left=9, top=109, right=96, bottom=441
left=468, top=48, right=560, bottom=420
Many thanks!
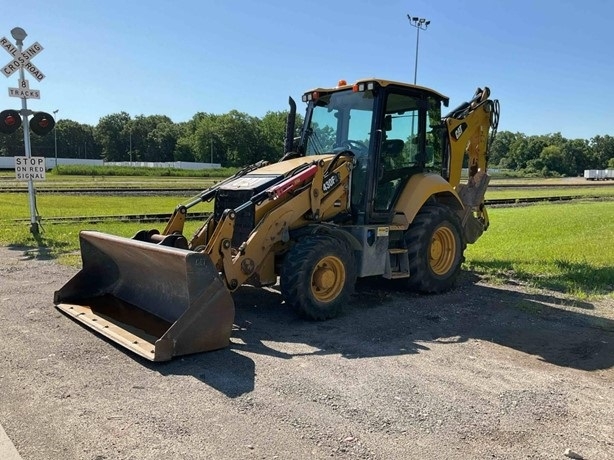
left=0, top=191, right=210, bottom=265
left=0, top=174, right=220, bottom=191
left=0, top=193, right=215, bottom=218
left=1, top=174, right=613, bottom=300
left=485, top=186, right=614, bottom=200
left=464, top=201, right=614, bottom=298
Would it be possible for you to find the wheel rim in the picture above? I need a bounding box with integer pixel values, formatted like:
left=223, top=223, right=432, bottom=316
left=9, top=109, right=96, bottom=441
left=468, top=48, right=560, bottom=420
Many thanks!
left=311, top=255, right=346, bottom=302
left=429, top=225, right=456, bottom=275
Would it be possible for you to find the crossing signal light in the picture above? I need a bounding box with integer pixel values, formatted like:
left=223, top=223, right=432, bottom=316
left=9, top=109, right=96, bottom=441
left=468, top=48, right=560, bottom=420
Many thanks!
left=0, top=109, right=22, bottom=134
left=29, top=112, right=56, bottom=136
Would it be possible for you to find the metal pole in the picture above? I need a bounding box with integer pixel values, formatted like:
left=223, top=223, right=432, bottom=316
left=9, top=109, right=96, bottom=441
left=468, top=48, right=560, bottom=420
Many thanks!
left=414, top=27, right=420, bottom=84
left=407, top=15, right=431, bottom=85
left=53, top=109, right=58, bottom=168
left=12, top=28, right=38, bottom=235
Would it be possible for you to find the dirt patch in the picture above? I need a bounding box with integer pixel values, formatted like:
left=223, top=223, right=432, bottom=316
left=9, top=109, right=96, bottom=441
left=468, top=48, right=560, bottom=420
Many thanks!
left=0, top=246, right=612, bottom=459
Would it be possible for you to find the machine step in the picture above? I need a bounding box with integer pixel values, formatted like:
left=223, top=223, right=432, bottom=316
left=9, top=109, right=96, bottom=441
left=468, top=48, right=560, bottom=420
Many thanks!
left=384, top=248, right=410, bottom=279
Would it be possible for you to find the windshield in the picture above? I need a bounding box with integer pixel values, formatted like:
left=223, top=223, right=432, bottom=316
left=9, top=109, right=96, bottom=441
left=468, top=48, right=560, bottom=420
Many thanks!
left=304, top=89, right=375, bottom=156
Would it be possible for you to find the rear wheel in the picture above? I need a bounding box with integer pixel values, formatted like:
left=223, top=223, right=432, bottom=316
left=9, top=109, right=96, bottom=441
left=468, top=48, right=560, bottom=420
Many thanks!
left=403, top=204, right=465, bottom=293
left=281, top=234, right=356, bottom=320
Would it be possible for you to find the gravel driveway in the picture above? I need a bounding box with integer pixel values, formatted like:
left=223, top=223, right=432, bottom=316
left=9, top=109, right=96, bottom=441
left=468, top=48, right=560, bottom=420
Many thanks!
left=1, top=245, right=612, bottom=460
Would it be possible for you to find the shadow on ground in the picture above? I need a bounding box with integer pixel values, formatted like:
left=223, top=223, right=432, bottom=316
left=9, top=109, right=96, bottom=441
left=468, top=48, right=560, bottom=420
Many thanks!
left=7, top=234, right=71, bottom=260
left=156, top=275, right=614, bottom=397
left=469, top=259, right=614, bottom=296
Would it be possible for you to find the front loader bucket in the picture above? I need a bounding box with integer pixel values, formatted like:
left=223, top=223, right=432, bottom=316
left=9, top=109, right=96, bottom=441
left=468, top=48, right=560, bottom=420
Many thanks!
left=54, top=230, right=235, bottom=362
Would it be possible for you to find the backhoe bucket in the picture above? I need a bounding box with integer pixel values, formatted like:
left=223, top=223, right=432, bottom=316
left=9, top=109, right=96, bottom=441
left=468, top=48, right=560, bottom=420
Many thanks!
left=54, top=231, right=235, bottom=362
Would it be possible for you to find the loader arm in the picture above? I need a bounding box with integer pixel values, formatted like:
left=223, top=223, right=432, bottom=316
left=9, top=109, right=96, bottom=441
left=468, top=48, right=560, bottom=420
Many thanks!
left=205, top=156, right=353, bottom=291
left=162, top=160, right=272, bottom=237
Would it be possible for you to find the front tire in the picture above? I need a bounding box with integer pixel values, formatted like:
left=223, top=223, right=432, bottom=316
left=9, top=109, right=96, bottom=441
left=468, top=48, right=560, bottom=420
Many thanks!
left=280, top=234, right=356, bottom=320
left=403, top=204, right=465, bottom=293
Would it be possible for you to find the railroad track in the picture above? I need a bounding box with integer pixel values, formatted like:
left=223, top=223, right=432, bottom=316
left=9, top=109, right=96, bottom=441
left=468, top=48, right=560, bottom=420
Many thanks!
left=20, top=212, right=211, bottom=224
left=1, top=187, right=205, bottom=195
left=11, top=195, right=607, bottom=225
left=2, top=181, right=614, bottom=195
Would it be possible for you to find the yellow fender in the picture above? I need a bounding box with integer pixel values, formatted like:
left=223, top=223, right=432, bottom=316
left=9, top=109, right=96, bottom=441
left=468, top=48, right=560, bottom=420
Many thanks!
left=392, top=173, right=463, bottom=228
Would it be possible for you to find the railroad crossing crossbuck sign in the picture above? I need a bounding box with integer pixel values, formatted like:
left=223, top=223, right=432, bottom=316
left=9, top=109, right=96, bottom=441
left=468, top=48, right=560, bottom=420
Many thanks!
left=1, top=36, right=44, bottom=79
left=1, top=35, right=44, bottom=99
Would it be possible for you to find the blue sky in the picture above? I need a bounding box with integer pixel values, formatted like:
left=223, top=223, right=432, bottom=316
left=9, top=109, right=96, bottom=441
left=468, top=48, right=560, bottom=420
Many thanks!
left=1, top=0, right=612, bottom=139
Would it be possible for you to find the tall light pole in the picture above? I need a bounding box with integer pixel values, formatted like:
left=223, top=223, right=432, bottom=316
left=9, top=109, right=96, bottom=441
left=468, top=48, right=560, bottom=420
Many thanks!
left=53, top=109, right=59, bottom=167
left=407, top=14, right=431, bottom=84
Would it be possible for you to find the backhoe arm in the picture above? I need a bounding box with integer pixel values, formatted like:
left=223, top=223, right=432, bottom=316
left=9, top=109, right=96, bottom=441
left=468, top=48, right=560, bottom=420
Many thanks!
left=443, top=87, right=500, bottom=243
left=444, top=87, right=499, bottom=189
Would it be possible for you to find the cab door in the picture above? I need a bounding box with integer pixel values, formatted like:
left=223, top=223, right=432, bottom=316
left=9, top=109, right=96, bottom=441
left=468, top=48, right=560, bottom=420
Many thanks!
left=370, top=90, right=426, bottom=221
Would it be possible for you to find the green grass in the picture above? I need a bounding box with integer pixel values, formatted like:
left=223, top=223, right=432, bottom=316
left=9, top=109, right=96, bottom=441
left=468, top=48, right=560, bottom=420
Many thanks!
left=464, top=201, right=614, bottom=298
left=0, top=173, right=223, bottom=191
left=0, top=193, right=213, bottom=219
left=50, top=165, right=239, bottom=177
left=0, top=220, right=207, bottom=265
left=1, top=174, right=612, bottom=300
left=0, top=192, right=212, bottom=263
left=485, top=186, right=614, bottom=200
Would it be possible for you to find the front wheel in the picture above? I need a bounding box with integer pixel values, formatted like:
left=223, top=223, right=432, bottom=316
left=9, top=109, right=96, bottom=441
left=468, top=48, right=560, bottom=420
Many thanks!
left=280, top=234, right=356, bottom=320
left=403, top=205, right=466, bottom=293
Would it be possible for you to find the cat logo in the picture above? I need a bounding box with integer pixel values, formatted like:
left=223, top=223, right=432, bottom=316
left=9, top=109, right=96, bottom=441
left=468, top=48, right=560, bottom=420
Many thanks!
left=452, top=122, right=468, bottom=141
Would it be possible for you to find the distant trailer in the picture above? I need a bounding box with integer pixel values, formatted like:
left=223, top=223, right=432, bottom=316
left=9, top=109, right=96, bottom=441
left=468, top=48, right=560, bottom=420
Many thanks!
left=584, top=169, right=613, bottom=180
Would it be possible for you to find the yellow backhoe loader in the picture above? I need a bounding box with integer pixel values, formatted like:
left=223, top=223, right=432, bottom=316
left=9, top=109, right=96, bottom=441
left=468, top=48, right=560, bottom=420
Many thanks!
left=55, top=78, right=499, bottom=361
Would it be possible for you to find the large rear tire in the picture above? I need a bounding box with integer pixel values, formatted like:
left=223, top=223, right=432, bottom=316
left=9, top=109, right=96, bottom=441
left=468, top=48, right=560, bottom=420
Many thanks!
left=403, top=204, right=465, bottom=293
left=280, top=234, right=356, bottom=320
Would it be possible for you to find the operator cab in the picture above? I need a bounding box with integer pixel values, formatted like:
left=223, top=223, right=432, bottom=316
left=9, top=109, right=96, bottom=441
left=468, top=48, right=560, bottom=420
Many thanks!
left=299, top=79, right=449, bottom=224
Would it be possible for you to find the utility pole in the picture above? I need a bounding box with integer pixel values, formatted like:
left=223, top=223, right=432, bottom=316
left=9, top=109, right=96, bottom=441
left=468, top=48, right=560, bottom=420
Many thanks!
left=53, top=108, right=58, bottom=167
left=407, top=14, right=431, bottom=84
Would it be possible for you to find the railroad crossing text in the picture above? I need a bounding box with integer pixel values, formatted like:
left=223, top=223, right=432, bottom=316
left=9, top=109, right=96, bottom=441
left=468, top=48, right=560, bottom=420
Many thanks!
left=1, top=37, right=45, bottom=80
left=8, top=87, right=40, bottom=99
left=14, top=156, right=46, bottom=181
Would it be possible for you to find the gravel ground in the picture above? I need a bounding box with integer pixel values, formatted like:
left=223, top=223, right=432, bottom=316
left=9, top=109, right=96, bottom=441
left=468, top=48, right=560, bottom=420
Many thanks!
left=0, top=245, right=612, bottom=460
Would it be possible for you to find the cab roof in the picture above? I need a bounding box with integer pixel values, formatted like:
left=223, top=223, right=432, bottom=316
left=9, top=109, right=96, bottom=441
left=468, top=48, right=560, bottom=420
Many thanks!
left=304, top=78, right=449, bottom=106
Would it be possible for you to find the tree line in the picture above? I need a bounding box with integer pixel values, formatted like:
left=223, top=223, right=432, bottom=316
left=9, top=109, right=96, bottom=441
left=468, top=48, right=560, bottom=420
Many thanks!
left=490, top=132, right=614, bottom=175
left=1, top=110, right=613, bottom=174
left=0, top=109, right=300, bottom=167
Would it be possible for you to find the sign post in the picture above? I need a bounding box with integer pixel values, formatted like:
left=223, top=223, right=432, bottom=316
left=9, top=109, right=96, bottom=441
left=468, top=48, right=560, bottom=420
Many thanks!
left=2, top=27, right=45, bottom=235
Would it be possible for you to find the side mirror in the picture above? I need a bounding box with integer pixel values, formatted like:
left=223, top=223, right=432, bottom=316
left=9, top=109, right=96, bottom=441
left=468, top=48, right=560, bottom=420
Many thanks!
left=384, top=115, right=392, bottom=131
